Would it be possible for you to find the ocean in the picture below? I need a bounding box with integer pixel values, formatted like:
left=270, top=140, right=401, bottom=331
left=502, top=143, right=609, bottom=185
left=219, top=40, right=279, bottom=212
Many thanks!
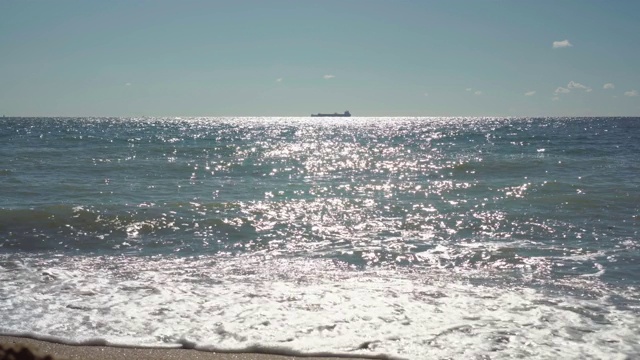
left=0, top=116, right=638, bottom=359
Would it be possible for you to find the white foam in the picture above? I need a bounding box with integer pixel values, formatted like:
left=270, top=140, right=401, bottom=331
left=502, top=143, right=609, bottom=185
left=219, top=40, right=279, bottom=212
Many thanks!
left=0, top=255, right=638, bottom=359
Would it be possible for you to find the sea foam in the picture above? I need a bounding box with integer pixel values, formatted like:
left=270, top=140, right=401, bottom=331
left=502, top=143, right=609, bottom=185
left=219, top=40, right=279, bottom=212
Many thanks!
left=1, top=254, right=638, bottom=359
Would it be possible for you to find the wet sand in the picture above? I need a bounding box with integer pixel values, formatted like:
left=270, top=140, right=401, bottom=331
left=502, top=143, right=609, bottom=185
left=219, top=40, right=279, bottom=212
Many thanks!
left=0, top=336, right=372, bottom=360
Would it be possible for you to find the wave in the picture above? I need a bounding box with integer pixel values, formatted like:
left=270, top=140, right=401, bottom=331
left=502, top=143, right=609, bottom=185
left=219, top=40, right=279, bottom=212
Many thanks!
left=0, top=255, right=638, bottom=359
left=0, top=203, right=253, bottom=253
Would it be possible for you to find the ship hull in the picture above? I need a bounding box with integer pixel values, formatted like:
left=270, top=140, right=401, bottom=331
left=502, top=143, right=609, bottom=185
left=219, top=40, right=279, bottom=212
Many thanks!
left=311, top=111, right=351, bottom=117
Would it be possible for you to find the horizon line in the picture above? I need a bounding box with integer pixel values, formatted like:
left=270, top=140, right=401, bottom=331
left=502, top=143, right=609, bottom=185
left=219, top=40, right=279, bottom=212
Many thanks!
left=2, top=115, right=640, bottom=119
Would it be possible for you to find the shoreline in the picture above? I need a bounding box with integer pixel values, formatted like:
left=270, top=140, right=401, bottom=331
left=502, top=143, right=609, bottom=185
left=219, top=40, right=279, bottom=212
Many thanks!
left=0, top=336, right=374, bottom=360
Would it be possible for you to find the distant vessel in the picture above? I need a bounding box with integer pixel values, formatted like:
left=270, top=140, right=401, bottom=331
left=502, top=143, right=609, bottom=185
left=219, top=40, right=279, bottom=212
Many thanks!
left=311, top=111, right=351, bottom=117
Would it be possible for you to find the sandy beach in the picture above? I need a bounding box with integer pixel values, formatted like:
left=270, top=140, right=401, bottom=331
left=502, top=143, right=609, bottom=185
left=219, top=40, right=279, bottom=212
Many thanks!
left=0, top=336, right=371, bottom=360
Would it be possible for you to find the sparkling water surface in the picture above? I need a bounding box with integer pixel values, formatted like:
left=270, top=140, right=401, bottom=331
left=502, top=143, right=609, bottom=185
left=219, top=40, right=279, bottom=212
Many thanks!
left=1, top=117, right=639, bottom=359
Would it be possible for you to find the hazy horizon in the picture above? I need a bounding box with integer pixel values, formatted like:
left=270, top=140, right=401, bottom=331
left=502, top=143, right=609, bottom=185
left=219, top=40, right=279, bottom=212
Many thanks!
left=2, top=0, right=639, bottom=117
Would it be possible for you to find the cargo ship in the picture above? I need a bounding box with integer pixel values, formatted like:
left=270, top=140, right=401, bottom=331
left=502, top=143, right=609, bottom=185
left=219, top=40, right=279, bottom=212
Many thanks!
left=311, top=111, right=351, bottom=117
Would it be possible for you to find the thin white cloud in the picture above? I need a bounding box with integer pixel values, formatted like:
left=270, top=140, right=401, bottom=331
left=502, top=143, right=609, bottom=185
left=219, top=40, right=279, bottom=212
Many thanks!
left=554, top=81, right=591, bottom=96
left=625, top=90, right=639, bottom=97
left=567, top=81, right=591, bottom=92
left=276, top=78, right=283, bottom=82
left=552, top=97, right=560, bottom=101
left=603, top=83, right=615, bottom=90
left=465, top=88, right=473, bottom=92
left=323, top=75, right=335, bottom=79
left=423, top=92, right=429, bottom=97
left=474, top=90, right=482, bottom=95
left=525, top=91, right=536, bottom=96
left=553, top=39, right=572, bottom=48
left=125, top=82, right=132, bottom=86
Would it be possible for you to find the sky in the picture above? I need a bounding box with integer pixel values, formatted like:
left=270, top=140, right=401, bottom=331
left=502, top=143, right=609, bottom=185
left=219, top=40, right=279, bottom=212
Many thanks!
left=1, top=0, right=639, bottom=117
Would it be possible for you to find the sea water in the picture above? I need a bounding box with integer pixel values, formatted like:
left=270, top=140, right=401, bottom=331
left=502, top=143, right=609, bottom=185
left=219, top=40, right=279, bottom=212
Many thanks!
left=0, top=117, right=638, bottom=359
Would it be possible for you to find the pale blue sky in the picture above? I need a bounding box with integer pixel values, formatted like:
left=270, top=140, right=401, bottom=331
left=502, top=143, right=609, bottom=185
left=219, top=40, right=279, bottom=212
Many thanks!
left=1, top=0, right=639, bottom=116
